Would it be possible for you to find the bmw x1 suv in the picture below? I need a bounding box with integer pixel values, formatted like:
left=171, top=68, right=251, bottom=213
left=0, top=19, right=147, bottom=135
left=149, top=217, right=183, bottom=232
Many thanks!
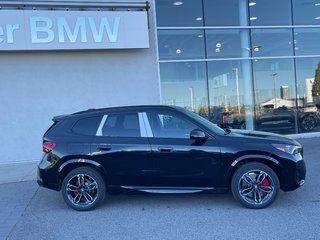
left=37, top=105, right=306, bottom=211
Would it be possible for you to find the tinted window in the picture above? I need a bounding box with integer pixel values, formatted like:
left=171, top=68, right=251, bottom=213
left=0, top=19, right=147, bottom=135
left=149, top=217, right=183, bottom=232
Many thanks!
left=147, top=112, right=197, bottom=138
left=248, top=0, right=291, bottom=26
left=155, top=0, right=203, bottom=27
left=72, top=116, right=102, bottom=136
left=101, top=113, right=140, bottom=137
left=251, top=29, right=293, bottom=57
left=293, top=0, right=320, bottom=25
left=203, top=0, right=240, bottom=26
left=158, top=30, right=205, bottom=60
left=205, top=29, right=249, bottom=59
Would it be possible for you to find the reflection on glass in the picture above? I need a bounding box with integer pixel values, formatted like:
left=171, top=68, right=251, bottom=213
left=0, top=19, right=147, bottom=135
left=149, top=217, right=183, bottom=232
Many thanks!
left=251, top=29, right=293, bottom=57
left=158, top=30, right=205, bottom=60
left=249, top=0, right=291, bottom=26
left=205, top=29, right=249, bottom=59
left=207, top=60, right=253, bottom=130
left=155, top=0, right=203, bottom=27
left=160, top=62, right=208, bottom=116
left=294, top=28, right=320, bottom=56
left=295, top=58, right=320, bottom=133
left=203, top=0, right=241, bottom=26
left=293, top=0, right=320, bottom=25
left=253, top=59, right=298, bottom=134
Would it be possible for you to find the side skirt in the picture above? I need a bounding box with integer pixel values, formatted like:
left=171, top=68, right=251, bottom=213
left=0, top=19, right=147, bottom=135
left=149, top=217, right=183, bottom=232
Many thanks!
left=106, top=186, right=230, bottom=194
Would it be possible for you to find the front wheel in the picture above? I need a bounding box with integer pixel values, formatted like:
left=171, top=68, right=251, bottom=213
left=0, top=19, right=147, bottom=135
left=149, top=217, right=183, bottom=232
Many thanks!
left=61, top=167, right=106, bottom=211
left=231, top=162, right=279, bottom=209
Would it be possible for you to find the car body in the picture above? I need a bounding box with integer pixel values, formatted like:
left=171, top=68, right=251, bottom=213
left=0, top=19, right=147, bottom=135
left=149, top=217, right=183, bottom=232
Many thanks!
left=212, top=106, right=319, bottom=133
left=256, top=106, right=319, bottom=132
left=37, top=105, right=306, bottom=210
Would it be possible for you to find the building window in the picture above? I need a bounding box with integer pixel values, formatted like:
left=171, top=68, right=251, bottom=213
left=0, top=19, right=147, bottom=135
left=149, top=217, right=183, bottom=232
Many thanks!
left=207, top=60, right=252, bottom=130
left=205, top=29, right=249, bottom=59
left=160, top=62, right=208, bottom=115
left=158, top=30, right=205, bottom=60
left=248, top=0, right=292, bottom=26
left=253, top=59, right=297, bottom=134
left=293, top=0, right=320, bottom=25
left=294, top=28, right=320, bottom=56
left=251, top=29, right=293, bottom=57
left=296, top=58, right=320, bottom=133
left=155, top=0, right=203, bottom=27
left=203, top=0, right=242, bottom=26
left=155, top=0, right=320, bottom=134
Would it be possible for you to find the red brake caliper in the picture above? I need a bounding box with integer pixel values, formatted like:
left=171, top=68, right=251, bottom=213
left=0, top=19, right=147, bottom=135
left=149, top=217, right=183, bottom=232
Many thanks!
left=261, top=178, right=269, bottom=197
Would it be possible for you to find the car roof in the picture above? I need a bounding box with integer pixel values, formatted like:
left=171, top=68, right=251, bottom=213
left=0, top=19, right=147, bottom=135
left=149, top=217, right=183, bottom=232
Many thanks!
left=72, top=105, right=184, bottom=116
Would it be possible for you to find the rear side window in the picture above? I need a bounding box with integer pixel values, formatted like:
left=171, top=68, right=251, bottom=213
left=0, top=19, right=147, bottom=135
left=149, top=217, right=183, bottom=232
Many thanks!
left=72, top=116, right=102, bottom=136
left=99, top=113, right=140, bottom=137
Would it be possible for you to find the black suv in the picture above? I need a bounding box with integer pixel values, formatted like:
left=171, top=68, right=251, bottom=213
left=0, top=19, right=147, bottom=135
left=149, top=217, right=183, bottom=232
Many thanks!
left=37, top=105, right=306, bottom=210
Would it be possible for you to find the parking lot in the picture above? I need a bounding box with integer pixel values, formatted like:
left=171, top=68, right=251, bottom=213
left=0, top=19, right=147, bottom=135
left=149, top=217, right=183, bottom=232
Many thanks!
left=1, top=137, right=320, bottom=240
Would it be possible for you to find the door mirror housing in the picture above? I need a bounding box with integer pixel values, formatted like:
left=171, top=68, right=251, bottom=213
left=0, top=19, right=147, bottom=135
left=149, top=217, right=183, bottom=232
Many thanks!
left=190, top=129, right=208, bottom=140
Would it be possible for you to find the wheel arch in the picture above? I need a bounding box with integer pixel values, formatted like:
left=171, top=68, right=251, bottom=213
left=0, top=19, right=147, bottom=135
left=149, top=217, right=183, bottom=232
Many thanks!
left=227, top=154, right=282, bottom=187
left=57, top=159, right=109, bottom=191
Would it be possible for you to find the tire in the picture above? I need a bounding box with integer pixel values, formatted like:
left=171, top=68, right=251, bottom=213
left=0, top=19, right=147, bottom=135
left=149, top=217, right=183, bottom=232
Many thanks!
left=61, top=167, right=106, bottom=211
left=301, top=116, right=317, bottom=132
left=231, top=162, right=279, bottom=209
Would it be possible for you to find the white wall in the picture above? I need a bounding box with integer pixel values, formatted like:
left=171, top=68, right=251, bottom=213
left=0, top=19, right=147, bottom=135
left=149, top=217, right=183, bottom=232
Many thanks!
left=0, top=0, right=160, bottom=164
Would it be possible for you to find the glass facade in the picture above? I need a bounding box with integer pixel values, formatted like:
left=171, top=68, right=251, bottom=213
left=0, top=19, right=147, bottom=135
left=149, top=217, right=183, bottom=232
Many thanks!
left=155, top=0, right=320, bottom=134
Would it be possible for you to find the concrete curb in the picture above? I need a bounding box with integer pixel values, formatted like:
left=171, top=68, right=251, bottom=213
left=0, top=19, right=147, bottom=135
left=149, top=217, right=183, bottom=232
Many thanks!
left=0, top=160, right=38, bottom=184
left=287, top=132, right=320, bottom=139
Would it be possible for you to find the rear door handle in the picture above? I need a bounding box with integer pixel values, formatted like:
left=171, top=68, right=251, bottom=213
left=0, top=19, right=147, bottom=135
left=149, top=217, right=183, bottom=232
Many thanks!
left=158, top=147, right=173, bottom=152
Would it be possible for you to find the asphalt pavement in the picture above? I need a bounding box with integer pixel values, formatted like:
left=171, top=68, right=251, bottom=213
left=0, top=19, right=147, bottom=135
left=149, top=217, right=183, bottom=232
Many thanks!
left=1, top=137, right=320, bottom=240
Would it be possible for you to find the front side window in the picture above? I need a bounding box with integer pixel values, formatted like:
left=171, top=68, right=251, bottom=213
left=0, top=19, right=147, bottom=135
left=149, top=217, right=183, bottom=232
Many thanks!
left=97, top=113, right=140, bottom=137
left=146, top=111, right=198, bottom=138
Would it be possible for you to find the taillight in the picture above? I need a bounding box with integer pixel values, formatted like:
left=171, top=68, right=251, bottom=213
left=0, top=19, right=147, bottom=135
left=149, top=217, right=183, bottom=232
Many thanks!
left=43, top=141, right=57, bottom=153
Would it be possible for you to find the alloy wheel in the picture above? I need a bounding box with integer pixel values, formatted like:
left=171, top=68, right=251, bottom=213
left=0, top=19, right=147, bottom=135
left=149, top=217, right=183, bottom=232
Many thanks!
left=66, top=173, right=98, bottom=207
left=238, top=170, right=274, bottom=206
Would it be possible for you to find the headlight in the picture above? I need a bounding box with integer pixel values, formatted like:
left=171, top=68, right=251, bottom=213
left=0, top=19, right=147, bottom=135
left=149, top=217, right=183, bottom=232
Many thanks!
left=272, top=144, right=302, bottom=155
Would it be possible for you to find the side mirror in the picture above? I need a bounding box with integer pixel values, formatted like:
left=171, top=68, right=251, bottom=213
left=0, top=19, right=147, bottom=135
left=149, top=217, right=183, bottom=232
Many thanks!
left=190, top=129, right=207, bottom=140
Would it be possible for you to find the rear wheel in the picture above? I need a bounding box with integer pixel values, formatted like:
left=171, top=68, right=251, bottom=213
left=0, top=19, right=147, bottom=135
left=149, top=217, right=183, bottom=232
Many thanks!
left=231, top=162, right=279, bottom=209
left=301, top=115, right=317, bottom=132
left=61, top=167, right=106, bottom=211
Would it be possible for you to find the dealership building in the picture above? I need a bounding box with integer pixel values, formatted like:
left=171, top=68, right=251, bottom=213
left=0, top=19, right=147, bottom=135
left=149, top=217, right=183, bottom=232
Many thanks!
left=1, top=0, right=320, bottom=181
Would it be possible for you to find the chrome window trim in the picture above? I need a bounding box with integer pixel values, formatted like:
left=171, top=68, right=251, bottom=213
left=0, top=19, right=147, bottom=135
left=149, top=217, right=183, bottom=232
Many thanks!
left=141, top=112, right=154, bottom=138
left=96, top=114, right=108, bottom=136
left=138, top=112, right=148, bottom=138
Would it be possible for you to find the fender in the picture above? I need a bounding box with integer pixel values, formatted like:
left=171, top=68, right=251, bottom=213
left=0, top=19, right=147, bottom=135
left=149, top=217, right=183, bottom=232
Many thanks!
left=227, top=154, right=280, bottom=179
left=58, top=158, right=104, bottom=173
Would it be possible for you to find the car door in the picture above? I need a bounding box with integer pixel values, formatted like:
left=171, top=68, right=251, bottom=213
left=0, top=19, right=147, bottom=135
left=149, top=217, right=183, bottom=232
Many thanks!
left=144, top=109, right=222, bottom=188
left=90, top=110, right=153, bottom=187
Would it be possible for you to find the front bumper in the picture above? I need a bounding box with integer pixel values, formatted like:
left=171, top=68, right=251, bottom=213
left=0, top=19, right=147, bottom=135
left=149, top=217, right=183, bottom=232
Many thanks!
left=281, top=159, right=306, bottom=191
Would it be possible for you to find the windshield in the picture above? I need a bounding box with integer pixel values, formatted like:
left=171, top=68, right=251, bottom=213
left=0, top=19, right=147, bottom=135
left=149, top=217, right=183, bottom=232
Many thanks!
left=182, top=109, right=226, bottom=135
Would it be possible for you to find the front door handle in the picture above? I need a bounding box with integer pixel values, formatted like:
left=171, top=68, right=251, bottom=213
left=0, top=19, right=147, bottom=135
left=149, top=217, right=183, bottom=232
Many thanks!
left=97, top=145, right=112, bottom=151
left=158, top=147, right=173, bottom=152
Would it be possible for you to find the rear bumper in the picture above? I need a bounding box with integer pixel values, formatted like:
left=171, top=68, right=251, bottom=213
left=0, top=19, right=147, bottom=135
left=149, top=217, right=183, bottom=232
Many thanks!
left=37, top=157, right=60, bottom=191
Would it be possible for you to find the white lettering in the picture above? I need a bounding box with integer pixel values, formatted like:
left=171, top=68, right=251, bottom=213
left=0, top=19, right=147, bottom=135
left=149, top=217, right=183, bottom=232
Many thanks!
left=6, top=24, right=19, bottom=43
left=30, top=17, right=54, bottom=43
left=57, top=17, right=87, bottom=43
left=88, top=17, right=120, bottom=43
